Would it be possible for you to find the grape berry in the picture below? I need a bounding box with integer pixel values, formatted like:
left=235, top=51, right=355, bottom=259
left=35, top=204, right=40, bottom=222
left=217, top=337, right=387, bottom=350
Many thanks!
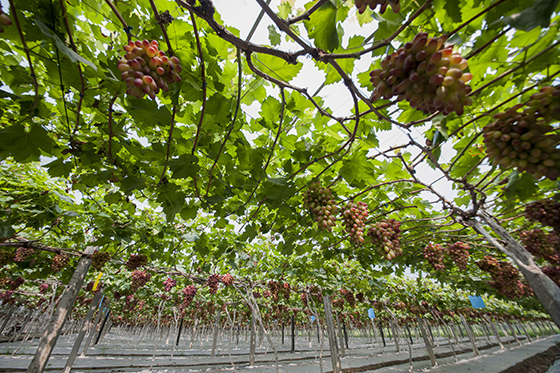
left=118, top=40, right=181, bottom=99
left=368, top=219, right=402, bottom=260
left=482, top=104, right=560, bottom=180
left=370, top=32, right=472, bottom=116
left=0, top=6, right=12, bottom=33
left=125, top=254, right=148, bottom=271
left=303, top=181, right=338, bottom=232
left=342, top=201, right=369, bottom=246
left=520, top=228, right=560, bottom=264
left=525, top=199, right=560, bottom=232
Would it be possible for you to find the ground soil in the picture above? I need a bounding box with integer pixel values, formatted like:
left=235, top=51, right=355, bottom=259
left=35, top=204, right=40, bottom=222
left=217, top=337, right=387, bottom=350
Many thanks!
left=500, top=343, right=560, bottom=373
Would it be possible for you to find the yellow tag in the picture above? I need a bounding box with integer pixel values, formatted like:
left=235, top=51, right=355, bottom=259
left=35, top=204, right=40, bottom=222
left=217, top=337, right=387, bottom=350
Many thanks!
left=92, top=272, right=103, bottom=291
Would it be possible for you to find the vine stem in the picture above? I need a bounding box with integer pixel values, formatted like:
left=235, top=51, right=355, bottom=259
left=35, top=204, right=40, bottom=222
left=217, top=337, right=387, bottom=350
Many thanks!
left=206, top=48, right=243, bottom=197
left=104, top=0, right=132, bottom=41
left=190, top=10, right=207, bottom=201
left=59, top=0, right=86, bottom=137
left=9, top=0, right=39, bottom=113
left=148, top=0, right=174, bottom=54
left=159, top=104, right=177, bottom=185
left=107, top=94, right=119, bottom=164
left=469, top=39, right=560, bottom=98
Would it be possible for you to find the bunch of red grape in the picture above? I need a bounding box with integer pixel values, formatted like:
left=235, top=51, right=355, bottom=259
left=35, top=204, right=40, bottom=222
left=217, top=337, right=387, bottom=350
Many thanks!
left=446, top=241, right=470, bottom=270
left=130, top=270, right=152, bottom=291
left=268, top=280, right=280, bottom=301
left=118, top=40, right=182, bottom=99
left=356, top=292, right=365, bottom=303
left=342, top=201, right=369, bottom=246
left=9, top=276, right=24, bottom=291
left=423, top=243, right=446, bottom=271
left=38, top=283, right=49, bottom=294
left=340, top=289, right=356, bottom=308
left=253, top=290, right=262, bottom=299
left=332, top=298, right=344, bottom=310
left=51, top=254, right=70, bottom=273
left=207, top=274, right=221, bottom=294
left=263, top=290, right=272, bottom=298
left=300, top=292, right=308, bottom=305
left=0, top=249, right=13, bottom=266
left=163, top=277, right=176, bottom=292
left=525, top=199, right=560, bottom=232
left=368, top=219, right=402, bottom=260
left=221, top=273, right=234, bottom=286
left=303, top=181, right=338, bottom=232
left=482, top=104, right=560, bottom=180
left=370, top=32, right=472, bottom=116
left=525, top=86, right=560, bottom=123
left=520, top=228, right=560, bottom=264
left=125, top=254, right=148, bottom=271
left=14, top=247, right=34, bottom=262
left=354, top=0, right=400, bottom=14
left=542, top=266, right=560, bottom=286
left=182, top=285, right=197, bottom=306
left=0, top=6, right=11, bottom=33
left=91, top=251, right=111, bottom=270
left=476, top=256, right=529, bottom=299
left=282, top=282, right=291, bottom=300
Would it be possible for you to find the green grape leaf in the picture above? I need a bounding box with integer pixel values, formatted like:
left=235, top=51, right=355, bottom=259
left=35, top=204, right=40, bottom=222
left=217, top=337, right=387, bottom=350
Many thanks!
left=34, top=18, right=97, bottom=71
left=501, top=0, right=560, bottom=31
left=304, top=1, right=340, bottom=52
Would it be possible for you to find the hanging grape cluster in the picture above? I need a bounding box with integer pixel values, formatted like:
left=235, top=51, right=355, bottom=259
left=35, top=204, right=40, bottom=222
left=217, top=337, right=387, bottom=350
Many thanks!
left=476, top=256, right=531, bottom=299
left=0, top=249, right=13, bottom=266
left=370, top=32, right=472, bottom=116
left=130, top=270, right=152, bottom=291
left=14, top=247, right=34, bottom=262
left=302, top=181, right=338, bottom=232
left=525, top=86, right=560, bottom=123
left=221, top=273, right=234, bottom=286
left=520, top=228, right=560, bottom=264
left=163, top=277, right=176, bottom=292
left=9, top=276, right=24, bottom=291
left=368, top=219, right=402, bottom=260
left=182, top=285, right=197, bottom=306
left=38, top=283, right=49, bottom=294
left=423, top=243, right=445, bottom=271
left=446, top=241, right=470, bottom=271
left=118, top=40, right=182, bottom=99
left=125, top=254, right=148, bottom=271
left=542, top=266, right=560, bottom=287
left=282, top=282, right=291, bottom=300
left=340, top=289, right=356, bottom=308
left=342, top=201, right=369, bottom=246
left=482, top=103, right=560, bottom=180
left=51, top=254, right=70, bottom=273
left=91, top=251, right=111, bottom=270
left=525, top=199, right=560, bottom=232
left=207, top=274, right=222, bottom=294
left=0, top=6, right=11, bottom=33
left=268, top=280, right=280, bottom=301
left=354, top=0, right=400, bottom=14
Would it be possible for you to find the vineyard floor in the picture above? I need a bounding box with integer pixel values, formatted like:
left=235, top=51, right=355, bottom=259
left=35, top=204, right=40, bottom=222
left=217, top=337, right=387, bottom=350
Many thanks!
left=0, top=331, right=558, bottom=372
